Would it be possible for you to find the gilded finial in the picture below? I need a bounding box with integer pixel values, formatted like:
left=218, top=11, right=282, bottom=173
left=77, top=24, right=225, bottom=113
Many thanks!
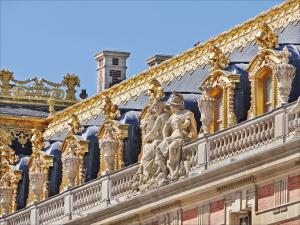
left=31, top=129, right=45, bottom=154
left=255, top=23, right=278, bottom=49
left=102, top=96, right=120, bottom=120
left=146, top=79, right=164, bottom=102
left=67, top=114, right=82, bottom=135
left=207, top=45, right=229, bottom=71
left=62, top=73, right=80, bottom=101
left=0, top=69, right=14, bottom=95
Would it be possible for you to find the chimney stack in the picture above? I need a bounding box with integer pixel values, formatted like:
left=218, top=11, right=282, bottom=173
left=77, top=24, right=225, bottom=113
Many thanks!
left=146, top=54, right=173, bottom=67
left=94, top=50, right=130, bottom=93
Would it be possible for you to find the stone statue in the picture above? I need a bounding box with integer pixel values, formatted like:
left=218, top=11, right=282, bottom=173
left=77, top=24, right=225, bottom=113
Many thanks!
left=155, top=92, right=197, bottom=183
left=135, top=100, right=170, bottom=191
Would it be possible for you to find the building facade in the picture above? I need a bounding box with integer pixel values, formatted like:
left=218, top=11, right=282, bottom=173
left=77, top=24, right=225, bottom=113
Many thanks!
left=0, top=1, right=300, bottom=225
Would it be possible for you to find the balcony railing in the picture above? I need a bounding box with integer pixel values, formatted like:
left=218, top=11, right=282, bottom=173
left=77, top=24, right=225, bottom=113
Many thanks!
left=1, top=100, right=299, bottom=225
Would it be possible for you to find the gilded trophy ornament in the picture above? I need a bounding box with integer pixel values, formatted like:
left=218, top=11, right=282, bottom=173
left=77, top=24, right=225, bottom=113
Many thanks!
left=207, top=45, right=229, bottom=71
left=255, top=23, right=278, bottom=50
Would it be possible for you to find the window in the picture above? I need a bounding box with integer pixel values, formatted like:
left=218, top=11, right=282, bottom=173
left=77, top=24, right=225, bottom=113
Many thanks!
left=264, top=75, right=272, bottom=113
left=239, top=214, right=250, bottom=225
left=112, top=58, right=119, bottom=65
left=214, top=92, right=223, bottom=132
left=109, top=70, right=122, bottom=87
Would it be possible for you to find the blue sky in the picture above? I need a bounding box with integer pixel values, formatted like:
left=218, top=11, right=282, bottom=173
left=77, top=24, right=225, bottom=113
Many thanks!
left=1, top=0, right=283, bottom=97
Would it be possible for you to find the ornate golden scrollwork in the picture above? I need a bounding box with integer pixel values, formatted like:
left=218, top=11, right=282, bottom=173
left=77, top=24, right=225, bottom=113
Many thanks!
left=198, top=46, right=240, bottom=135
left=247, top=28, right=296, bottom=118
left=0, top=70, right=79, bottom=108
left=60, top=114, right=88, bottom=191
left=138, top=79, right=165, bottom=161
left=0, top=129, right=22, bottom=216
left=255, top=23, right=278, bottom=50
left=27, top=129, right=53, bottom=205
left=97, top=97, right=127, bottom=175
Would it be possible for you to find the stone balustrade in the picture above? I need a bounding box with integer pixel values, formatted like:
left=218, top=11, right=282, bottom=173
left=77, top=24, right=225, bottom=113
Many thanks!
left=208, top=113, right=274, bottom=163
left=38, top=196, right=65, bottom=225
left=110, top=164, right=139, bottom=201
left=1, top=100, right=299, bottom=225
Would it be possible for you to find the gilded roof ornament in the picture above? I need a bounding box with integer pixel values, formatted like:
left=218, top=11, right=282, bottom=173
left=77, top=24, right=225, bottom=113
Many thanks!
left=0, top=70, right=14, bottom=95
left=255, top=23, right=278, bottom=49
left=62, top=73, right=80, bottom=101
left=67, top=114, right=83, bottom=135
left=102, top=96, right=120, bottom=120
left=207, top=45, right=229, bottom=71
left=146, top=79, right=164, bottom=102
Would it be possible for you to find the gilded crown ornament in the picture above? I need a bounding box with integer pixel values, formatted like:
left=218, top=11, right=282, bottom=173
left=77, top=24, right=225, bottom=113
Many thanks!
left=146, top=79, right=164, bottom=102
left=62, top=73, right=80, bottom=100
left=207, top=45, right=229, bottom=71
left=102, top=96, right=120, bottom=120
left=255, top=23, right=278, bottom=49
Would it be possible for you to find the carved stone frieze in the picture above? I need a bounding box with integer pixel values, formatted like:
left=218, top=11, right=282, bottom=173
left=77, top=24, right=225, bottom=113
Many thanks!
left=60, top=114, right=88, bottom=191
left=27, top=129, right=53, bottom=205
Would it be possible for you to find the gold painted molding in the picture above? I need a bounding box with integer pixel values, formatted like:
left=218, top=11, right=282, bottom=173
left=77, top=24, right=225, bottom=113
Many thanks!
left=44, top=0, right=300, bottom=139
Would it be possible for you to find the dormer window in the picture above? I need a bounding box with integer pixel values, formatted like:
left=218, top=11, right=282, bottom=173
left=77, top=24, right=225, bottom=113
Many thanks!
left=247, top=25, right=296, bottom=119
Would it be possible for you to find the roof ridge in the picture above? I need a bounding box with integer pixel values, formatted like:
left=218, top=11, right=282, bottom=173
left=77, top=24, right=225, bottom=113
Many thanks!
left=44, top=0, right=300, bottom=139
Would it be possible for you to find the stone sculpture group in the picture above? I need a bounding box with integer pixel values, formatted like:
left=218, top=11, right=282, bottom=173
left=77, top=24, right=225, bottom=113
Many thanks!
left=132, top=81, right=198, bottom=192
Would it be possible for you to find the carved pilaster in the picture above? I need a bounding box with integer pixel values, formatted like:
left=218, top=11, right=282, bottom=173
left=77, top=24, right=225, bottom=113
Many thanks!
left=60, top=114, right=88, bottom=191
left=97, top=98, right=128, bottom=176
left=27, top=130, right=53, bottom=205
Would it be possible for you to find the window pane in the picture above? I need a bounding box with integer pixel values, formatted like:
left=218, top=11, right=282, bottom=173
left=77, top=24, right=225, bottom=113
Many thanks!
left=215, top=93, right=223, bottom=132
left=264, top=75, right=272, bottom=113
